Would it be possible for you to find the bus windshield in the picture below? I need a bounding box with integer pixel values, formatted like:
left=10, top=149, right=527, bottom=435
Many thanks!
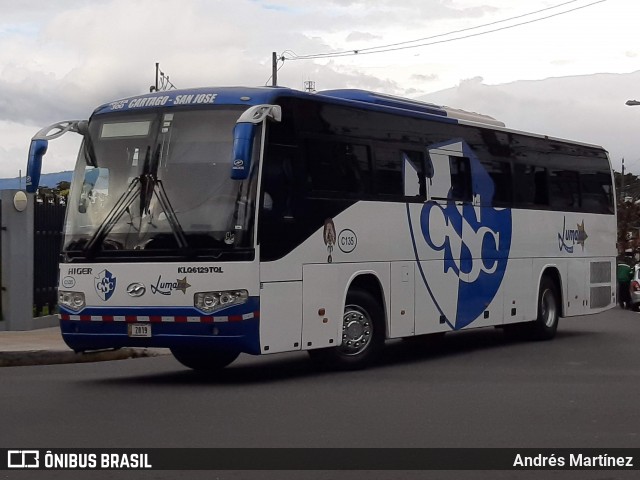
left=63, top=106, right=259, bottom=259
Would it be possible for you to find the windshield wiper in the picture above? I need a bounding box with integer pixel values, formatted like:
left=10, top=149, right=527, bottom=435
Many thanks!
left=84, top=145, right=189, bottom=257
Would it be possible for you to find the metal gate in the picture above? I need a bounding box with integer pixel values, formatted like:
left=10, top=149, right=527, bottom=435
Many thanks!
left=33, top=196, right=66, bottom=316
left=0, top=201, right=2, bottom=318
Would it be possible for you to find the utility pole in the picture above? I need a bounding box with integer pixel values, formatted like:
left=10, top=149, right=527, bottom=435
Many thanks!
left=150, top=63, right=159, bottom=92
left=272, top=52, right=278, bottom=86
left=621, top=157, right=625, bottom=202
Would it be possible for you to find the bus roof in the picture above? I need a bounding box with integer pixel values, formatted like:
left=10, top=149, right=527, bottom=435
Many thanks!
left=91, top=86, right=604, bottom=151
left=92, top=86, right=500, bottom=126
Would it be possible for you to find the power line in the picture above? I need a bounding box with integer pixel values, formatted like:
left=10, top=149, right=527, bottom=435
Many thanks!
left=283, top=0, right=607, bottom=61
left=288, top=0, right=581, bottom=59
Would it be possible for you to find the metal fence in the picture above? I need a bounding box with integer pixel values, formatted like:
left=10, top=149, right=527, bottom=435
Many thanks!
left=33, top=195, right=66, bottom=316
left=0, top=201, right=2, bottom=318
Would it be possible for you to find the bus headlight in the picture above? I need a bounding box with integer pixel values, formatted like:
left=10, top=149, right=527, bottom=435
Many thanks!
left=194, top=290, right=248, bottom=313
left=58, top=291, right=86, bottom=312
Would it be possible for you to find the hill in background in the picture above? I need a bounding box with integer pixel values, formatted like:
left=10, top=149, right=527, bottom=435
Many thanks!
left=0, top=171, right=73, bottom=190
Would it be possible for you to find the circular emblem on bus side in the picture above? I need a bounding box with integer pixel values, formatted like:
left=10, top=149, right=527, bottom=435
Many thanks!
left=338, top=229, right=357, bottom=253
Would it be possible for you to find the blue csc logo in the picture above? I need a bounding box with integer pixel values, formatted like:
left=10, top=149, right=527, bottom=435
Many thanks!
left=95, top=269, right=117, bottom=301
left=410, top=139, right=512, bottom=330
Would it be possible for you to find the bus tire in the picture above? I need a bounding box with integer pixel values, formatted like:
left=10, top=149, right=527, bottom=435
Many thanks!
left=170, top=347, right=239, bottom=371
left=309, top=289, right=385, bottom=370
left=530, top=276, right=560, bottom=340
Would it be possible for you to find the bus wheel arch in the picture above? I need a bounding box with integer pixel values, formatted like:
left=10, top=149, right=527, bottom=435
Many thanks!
left=540, top=266, right=563, bottom=316
left=309, top=273, right=386, bottom=370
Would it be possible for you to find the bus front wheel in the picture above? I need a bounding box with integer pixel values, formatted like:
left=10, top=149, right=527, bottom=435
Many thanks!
left=308, top=290, right=385, bottom=370
left=170, top=347, right=239, bottom=371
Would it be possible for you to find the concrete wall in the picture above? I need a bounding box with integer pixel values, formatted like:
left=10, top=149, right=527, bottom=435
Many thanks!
left=1, top=190, right=58, bottom=331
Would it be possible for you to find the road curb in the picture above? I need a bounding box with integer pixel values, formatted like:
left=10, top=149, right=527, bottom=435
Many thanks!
left=0, top=348, right=169, bottom=367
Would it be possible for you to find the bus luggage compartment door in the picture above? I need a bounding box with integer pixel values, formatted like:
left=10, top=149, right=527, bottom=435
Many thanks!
left=259, top=281, right=303, bottom=354
left=389, top=262, right=415, bottom=338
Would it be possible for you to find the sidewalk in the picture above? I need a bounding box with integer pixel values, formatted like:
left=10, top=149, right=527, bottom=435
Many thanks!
left=0, top=326, right=168, bottom=367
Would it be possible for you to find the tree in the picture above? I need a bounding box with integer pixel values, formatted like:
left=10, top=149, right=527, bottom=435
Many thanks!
left=617, top=200, right=640, bottom=253
left=614, top=170, right=640, bottom=202
left=55, top=181, right=71, bottom=197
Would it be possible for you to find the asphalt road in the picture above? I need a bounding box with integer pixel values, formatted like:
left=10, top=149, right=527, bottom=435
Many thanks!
left=2, top=307, right=639, bottom=480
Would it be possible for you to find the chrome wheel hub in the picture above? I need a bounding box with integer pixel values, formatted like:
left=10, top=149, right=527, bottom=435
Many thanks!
left=541, top=288, right=557, bottom=328
left=339, top=306, right=372, bottom=356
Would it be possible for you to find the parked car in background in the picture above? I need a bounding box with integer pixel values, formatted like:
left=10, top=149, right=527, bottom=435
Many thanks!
left=629, top=265, right=640, bottom=311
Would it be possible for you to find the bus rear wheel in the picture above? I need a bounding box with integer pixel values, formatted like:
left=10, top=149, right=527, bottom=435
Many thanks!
left=170, top=347, right=239, bottom=371
left=529, top=276, right=560, bottom=340
left=309, top=290, right=385, bottom=370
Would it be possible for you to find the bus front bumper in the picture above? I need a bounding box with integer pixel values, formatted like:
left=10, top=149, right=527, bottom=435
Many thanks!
left=60, top=318, right=261, bottom=355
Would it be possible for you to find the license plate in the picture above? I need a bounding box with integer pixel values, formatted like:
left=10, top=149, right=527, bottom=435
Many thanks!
left=128, top=323, right=151, bottom=338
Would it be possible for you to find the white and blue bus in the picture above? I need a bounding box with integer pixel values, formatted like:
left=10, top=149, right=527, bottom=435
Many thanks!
left=27, top=86, right=616, bottom=370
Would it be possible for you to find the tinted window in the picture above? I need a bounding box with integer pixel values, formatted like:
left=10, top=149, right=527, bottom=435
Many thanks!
left=479, top=159, right=512, bottom=205
left=450, top=156, right=472, bottom=202
left=580, top=171, right=614, bottom=214
left=513, top=164, right=549, bottom=207
left=373, top=147, right=426, bottom=198
left=403, top=150, right=426, bottom=198
left=373, top=147, right=403, bottom=195
left=549, top=169, right=580, bottom=209
left=307, top=140, right=371, bottom=196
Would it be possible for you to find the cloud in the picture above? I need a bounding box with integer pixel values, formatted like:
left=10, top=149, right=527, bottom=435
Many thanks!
left=411, top=73, right=439, bottom=82
left=418, top=71, right=640, bottom=173
left=550, top=59, right=572, bottom=66
left=0, top=0, right=638, bottom=178
left=346, top=31, right=382, bottom=42
left=0, top=120, right=81, bottom=178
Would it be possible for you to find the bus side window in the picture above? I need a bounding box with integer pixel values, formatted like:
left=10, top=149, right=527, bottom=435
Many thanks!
left=307, top=140, right=371, bottom=196
left=373, top=146, right=402, bottom=195
left=549, top=169, right=579, bottom=210
left=424, top=149, right=452, bottom=200
left=580, top=170, right=614, bottom=214
left=402, top=150, right=426, bottom=198
left=479, top=159, right=512, bottom=206
left=449, top=156, right=472, bottom=202
left=344, top=144, right=371, bottom=194
left=513, top=164, right=549, bottom=208
left=533, top=169, right=549, bottom=206
left=262, top=146, right=298, bottom=219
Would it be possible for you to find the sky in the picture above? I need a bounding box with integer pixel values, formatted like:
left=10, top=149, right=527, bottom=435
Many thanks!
left=0, top=0, right=638, bottom=179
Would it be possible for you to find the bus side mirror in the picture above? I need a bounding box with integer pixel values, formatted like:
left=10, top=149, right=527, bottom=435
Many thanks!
left=230, top=123, right=256, bottom=180
left=26, top=120, right=87, bottom=192
left=26, top=139, right=48, bottom=193
left=230, top=104, right=282, bottom=180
